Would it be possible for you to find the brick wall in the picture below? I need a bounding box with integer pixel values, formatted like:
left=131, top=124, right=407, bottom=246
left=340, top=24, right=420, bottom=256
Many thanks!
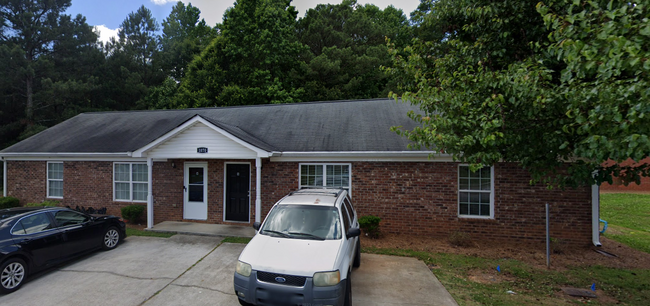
left=260, top=161, right=593, bottom=246
left=6, top=160, right=593, bottom=245
left=7, top=161, right=139, bottom=217
left=6, top=161, right=47, bottom=204
left=600, top=157, right=650, bottom=193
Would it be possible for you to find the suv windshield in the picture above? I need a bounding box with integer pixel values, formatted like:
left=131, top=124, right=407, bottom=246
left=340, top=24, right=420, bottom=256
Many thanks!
left=260, top=205, right=341, bottom=240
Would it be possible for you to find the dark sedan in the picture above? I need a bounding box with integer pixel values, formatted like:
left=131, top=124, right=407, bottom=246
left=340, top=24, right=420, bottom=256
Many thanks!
left=0, top=207, right=126, bottom=293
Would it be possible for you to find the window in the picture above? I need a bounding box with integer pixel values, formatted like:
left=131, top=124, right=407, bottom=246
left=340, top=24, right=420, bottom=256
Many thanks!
left=299, top=164, right=351, bottom=191
left=13, top=213, right=54, bottom=235
left=458, top=165, right=493, bottom=218
left=47, top=162, right=63, bottom=198
left=54, top=210, right=90, bottom=227
left=343, top=198, right=356, bottom=222
left=114, top=163, right=148, bottom=202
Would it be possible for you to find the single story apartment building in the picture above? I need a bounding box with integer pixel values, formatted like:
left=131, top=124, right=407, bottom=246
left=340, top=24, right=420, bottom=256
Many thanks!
left=1, top=99, right=601, bottom=246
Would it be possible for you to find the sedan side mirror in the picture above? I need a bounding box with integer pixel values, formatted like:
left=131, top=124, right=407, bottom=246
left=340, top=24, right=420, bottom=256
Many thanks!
left=347, top=228, right=360, bottom=238
left=253, top=222, right=261, bottom=231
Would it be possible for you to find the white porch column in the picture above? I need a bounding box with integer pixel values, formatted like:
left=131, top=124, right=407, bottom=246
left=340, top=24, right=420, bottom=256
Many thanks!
left=255, top=157, right=262, bottom=223
left=147, top=157, right=154, bottom=229
left=592, top=183, right=601, bottom=247
left=2, top=158, right=6, bottom=197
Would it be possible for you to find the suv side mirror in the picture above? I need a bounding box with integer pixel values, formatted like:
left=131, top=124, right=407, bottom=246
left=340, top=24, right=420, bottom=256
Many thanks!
left=347, top=228, right=360, bottom=238
left=253, top=222, right=261, bottom=231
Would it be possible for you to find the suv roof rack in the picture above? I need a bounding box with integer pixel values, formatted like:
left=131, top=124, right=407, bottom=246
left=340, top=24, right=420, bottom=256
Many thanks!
left=290, top=187, right=345, bottom=198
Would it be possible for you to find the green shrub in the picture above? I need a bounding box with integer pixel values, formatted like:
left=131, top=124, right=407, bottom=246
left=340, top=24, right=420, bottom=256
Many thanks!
left=121, top=205, right=145, bottom=224
left=24, top=200, right=59, bottom=207
left=0, top=197, right=20, bottom=209
left=359, top=215, right=381, bottom=238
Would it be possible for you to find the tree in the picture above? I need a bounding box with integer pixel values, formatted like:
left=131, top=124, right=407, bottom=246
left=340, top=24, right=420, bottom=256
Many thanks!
left=0, top=0, right=72, bottom=120
left=176, top=0, right=306, bottom=107
left=295, top=0, right=410, bottom=101
left=102, top=5, right=164, bottom=110
left=390, top=0, right=649, bottom=187
left=159, top=1, right=215, bottom=81
left=538, top=0, right=650, bottom=185
left=0, top=0, right=102, bottom=148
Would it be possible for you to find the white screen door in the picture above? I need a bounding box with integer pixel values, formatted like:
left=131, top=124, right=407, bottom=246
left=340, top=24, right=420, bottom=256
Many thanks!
left=184, top=162, right=207, bottom=220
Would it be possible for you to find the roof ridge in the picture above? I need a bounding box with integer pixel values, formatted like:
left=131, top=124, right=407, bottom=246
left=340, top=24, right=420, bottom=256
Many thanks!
left=76, top=98, right=394, bottom=116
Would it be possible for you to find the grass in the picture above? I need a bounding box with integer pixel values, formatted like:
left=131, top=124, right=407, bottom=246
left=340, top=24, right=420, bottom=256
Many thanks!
left=126, top=227, right=176, bottom=238
left=600, top=193, right=650, bottom=253
left=363, top=246, right=650, bottom=306
left=222, top=236, right=252, bottom=244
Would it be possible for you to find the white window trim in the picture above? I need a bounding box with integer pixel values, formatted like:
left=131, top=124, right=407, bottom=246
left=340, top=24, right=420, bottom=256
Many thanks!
left=457, top=165, right=494, bottom=219
left=299, top=163, right=352, bottom=196
left=113, top=162, right=148, bottom=203
left=46, top=161, right=63, bottom=199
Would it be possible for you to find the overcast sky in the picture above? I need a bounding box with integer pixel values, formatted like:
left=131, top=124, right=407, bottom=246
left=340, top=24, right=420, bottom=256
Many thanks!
left=67, top=0, right=421, bottom=44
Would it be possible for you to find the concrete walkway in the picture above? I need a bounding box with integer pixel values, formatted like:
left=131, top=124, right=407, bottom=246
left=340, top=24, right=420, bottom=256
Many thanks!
left=147, top=221, right=256, bottom=238
left=0, top=235, right=458, bottom=306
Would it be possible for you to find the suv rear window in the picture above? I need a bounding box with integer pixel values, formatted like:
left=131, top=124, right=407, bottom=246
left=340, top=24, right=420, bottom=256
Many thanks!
left=260, top=205, right=341, bottom=240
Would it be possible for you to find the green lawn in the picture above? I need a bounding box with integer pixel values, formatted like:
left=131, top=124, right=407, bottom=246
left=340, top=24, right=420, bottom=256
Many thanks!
left=600, top=193, right=650, bottom=253
left=363, top=246, right=650, bottom=306
left=222, top=236, right=252, bottom=244
left=126, top=227, right=176, bottom=238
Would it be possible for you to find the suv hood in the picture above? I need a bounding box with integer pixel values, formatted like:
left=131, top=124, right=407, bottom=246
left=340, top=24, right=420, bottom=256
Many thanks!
left=239, top=234, right=343, bottom=277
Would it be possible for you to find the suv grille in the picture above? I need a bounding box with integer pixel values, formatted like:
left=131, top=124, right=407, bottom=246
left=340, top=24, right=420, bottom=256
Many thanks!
left=257, top=271, right=306, bottom=287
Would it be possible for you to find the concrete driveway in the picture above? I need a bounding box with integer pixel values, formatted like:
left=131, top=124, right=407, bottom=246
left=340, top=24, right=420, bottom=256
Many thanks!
left=0, top=235, right=457, bottom=306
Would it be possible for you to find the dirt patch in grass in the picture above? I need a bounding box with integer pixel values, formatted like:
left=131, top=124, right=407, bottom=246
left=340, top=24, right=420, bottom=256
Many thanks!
left=467, top=269, right=515, bottom=284
left=126, top=223, right=147, bottom=231
left=361, top=234, right=650, bottom=270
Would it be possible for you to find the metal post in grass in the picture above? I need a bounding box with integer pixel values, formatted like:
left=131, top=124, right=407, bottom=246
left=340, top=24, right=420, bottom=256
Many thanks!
left=546, top=203, right=550, bottom=269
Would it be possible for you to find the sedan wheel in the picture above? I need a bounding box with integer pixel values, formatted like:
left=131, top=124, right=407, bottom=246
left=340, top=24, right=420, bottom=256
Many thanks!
left=0, top=258, right=27, bottom=293
left=102, top=227, right=120, bottom=250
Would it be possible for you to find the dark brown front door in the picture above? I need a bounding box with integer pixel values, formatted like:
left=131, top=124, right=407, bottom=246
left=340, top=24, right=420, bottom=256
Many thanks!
left=225, top=164, right=250, bottom=222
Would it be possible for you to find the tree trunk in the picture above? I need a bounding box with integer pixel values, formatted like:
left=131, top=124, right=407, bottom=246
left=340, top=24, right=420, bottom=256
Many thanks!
left=25, top=76, right=34, bottom=120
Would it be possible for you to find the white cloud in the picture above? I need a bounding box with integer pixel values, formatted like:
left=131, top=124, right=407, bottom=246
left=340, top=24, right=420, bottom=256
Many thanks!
left=151, top=0, right=177, bottom=5
left=94, top=25, right=120, bottom=44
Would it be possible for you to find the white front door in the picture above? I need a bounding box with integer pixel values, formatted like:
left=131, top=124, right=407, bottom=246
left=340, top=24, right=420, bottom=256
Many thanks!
left=184, top=162, right=208, bottom=220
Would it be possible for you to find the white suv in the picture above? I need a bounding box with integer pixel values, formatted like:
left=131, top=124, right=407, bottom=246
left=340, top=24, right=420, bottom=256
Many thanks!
left=234, top=188, right=361, bottom=306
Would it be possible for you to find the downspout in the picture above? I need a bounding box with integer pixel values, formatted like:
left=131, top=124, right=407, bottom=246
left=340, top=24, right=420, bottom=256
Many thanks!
left=147, top=157, right=153, bottom=229
left=2, top=157, right=6, bottom=197
left=255, top=157, right=262, bottom=223
left=592, top=183, right=601, bottom=247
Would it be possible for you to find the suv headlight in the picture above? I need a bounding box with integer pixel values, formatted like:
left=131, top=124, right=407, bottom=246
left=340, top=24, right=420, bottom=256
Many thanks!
left=313, top=270, right=340, bottom=287
left=236, top=261, right=252, bottom=277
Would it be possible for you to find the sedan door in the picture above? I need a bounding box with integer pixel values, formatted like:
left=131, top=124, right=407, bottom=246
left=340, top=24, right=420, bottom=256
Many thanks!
left=52, top=210, right=104, bottom=259
left=11, top=212, right=64, bottom=269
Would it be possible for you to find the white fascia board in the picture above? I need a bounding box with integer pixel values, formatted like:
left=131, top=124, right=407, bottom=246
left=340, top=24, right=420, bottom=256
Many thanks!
left=132, top=115, right=271, bottom=158
left=0, top=153, right=135, bottom=161
left=270, top=151, right=452, bottom=162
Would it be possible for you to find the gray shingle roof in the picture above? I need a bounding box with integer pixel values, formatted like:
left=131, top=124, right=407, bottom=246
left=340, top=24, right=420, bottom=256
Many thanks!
left=1, top=99, right=425, bottom=154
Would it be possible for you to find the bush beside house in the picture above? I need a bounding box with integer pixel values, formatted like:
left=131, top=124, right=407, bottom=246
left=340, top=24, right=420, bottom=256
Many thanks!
left=0, top=196, right=20, bottom=209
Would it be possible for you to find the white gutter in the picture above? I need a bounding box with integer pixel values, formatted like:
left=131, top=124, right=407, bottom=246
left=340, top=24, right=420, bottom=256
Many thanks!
left=255, top=157, right=262, bottom=223
left=276, top=151, right=438, bottom=157
left=592, top=183, right=602, bottom=247
left=0, top=152, right=132, bottom=157
left=2, top=157, right=6, bottom=197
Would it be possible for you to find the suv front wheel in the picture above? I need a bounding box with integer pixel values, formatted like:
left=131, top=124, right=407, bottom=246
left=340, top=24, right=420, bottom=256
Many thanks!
left=344, top=270, right=352, bottom=306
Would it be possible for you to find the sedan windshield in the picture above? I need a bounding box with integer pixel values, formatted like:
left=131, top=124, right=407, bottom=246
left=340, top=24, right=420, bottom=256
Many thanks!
left=260, top=205, right=341, bottom=240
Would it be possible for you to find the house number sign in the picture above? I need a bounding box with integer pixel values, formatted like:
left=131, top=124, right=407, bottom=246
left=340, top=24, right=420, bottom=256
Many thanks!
left=197, top=147, right=208, bottom=153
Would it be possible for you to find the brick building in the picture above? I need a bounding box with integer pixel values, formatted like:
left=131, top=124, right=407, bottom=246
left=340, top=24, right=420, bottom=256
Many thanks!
left=600, top=157, right=650, bottom=193
left=1, top=99, right=601, bottom=246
